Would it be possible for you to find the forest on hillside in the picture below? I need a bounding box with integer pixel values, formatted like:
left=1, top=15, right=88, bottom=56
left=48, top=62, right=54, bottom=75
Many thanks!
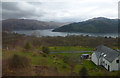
left=53, top=17, right=118, bottom=33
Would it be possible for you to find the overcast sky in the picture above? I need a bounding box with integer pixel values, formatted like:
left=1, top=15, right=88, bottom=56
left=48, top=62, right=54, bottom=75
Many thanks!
left=2, top=0, right=119, bottom=22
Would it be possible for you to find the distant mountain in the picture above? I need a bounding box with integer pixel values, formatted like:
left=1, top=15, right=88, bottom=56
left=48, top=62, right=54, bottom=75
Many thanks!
left=2, top=19, right=69, bottom=30
left=52, top=17, right=118, bottom=33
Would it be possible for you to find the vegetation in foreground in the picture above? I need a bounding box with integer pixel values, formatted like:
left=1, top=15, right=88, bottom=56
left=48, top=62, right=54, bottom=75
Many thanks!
left=2, top=32, right=119, bottom=76
left=2, top=49, right=120, bottom=76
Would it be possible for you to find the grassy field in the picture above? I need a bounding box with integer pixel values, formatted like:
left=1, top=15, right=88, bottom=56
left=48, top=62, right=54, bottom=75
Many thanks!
left=38, top=46, right=95, bottom=52
left=3, top=49, right=120, bottom=76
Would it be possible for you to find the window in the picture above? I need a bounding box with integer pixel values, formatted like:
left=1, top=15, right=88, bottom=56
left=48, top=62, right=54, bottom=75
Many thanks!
left=116, top=60, right=119, bottom=63
left=102, top=61, right=104, bottom=64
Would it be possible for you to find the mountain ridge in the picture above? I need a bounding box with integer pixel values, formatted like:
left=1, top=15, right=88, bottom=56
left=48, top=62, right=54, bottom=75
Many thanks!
left=2, top=19, right=70, bottom=31
left=52, top=17, right=118, bottom=33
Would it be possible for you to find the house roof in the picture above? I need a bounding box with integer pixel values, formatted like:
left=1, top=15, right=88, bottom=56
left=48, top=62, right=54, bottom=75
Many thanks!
left=95, top=45, right=120, bottom=63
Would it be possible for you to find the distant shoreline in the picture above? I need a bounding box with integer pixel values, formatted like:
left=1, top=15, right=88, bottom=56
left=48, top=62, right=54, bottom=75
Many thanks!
left=13, top=29, right=118, bottom=38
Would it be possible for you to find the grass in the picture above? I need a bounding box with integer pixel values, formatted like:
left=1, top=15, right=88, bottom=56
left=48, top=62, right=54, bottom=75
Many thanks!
left=38, top=46, right=95, bottom=52
left=3, top=49, right=92, bottom=73
left=3, top=48, right=120, bottom=76
left=73, top=60, right=102, bottom=75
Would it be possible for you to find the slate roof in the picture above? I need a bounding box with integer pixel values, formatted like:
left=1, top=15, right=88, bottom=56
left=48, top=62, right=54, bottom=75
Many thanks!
left=95, top=45, right=120, bottom=63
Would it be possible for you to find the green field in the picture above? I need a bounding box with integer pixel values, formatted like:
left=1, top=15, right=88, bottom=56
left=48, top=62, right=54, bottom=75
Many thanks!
left=3, top=49, right=120, bottom=76
left=38, top=46, right=95, bottom=52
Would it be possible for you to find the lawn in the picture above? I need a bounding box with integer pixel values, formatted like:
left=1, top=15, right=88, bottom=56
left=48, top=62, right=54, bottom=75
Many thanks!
left=2, top=49, right=120, bottom=76
left=38, top=46, right=95, bottom=52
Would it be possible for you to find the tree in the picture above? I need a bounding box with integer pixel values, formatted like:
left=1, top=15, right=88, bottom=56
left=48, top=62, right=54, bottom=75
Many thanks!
left=104, top=36, right=107, bottom=39
left=42, top=46, right=50, bottom=54
left=79, top=66, right=88, bottom=76
left=24, top=41, right=32, bottom=51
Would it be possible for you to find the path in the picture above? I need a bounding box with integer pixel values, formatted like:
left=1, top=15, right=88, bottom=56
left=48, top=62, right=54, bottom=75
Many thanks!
left=50, top=51, right=94, bottom=53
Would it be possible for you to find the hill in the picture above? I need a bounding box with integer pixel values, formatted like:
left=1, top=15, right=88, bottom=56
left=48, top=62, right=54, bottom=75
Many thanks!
left=2, top=19, right=69, bottom=30
left=52, top=17, right=118, bottom=33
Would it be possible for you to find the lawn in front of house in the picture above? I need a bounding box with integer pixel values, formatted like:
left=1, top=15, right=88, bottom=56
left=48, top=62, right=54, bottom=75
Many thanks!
left=38, top=46, right=95, bottom=52
left=3, top=50, right=95, bottom=74
left=3, top=49, right=120, bottom=76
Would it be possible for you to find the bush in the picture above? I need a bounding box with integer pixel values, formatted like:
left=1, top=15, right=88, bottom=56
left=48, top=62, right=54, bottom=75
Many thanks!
left=32, top=52, right=38, bottom=56
left=53, top=55, right=56, bottom=58
left=62, top=65, right=67, bottom=69
left=24, top=41, right=32, bottom=51
left=42, top=53, right=47, bottom=57
left=42, top=46, right=50, bottom=54
left=8, top=54, right=31, bottom=69
left=79, top=66, right=88, bottom=76
left=63, top=56, right=69, bottom=63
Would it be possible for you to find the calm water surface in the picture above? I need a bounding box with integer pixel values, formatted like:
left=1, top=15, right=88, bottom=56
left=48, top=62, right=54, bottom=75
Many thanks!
left=14, top=29, right=118, bottom=38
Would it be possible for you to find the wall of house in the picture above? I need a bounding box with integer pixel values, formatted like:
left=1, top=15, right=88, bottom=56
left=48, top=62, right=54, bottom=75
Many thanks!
left=102, top=58, right=111, bottom=71
left=111, top=57, right=119, bottom=71
left=118, top=56, right=120, bottom=70
left=103, top=57, right=119, bottom=71
left=98, top=57, right=103, bottom=65
left=91, top=52, right=98, bottom=65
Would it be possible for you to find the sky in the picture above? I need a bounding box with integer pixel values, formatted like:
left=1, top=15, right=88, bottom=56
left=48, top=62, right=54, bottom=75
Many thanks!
left=1, top=0, right=119, bottom=22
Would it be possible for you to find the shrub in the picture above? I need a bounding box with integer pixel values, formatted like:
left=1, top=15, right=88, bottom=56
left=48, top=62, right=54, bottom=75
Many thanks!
left=62, top=65, right=67, bottom=69
left=42, top=46, right=50, bottom=54
left=8, top=54, right=31, bottom=69
left=53, top=55, right=56, bottom=58
left=63, top=56, right=69, bottom=63
left=24, top=41, right=32, bottom=51
left=32, top=52, right=38, bottom=56
left=42, top=53, right=47, bottom=57
left=79, top=66, right=88, bottom=76
left=54, top=47, right=56, bottom=50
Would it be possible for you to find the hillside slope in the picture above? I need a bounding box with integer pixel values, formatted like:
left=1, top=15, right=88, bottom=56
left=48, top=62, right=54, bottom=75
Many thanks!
left=2, top=19, right=69, bottom=30
left=53, top=17, right=118, bottom=33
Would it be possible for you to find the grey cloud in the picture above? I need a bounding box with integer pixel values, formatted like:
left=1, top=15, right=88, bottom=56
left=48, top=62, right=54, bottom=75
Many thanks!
left=1, top=0, right=118, bottom=22
left=2, top=2, right=19, bottom=10
left=2, top=2, right=43, bottom=20
left=2, top=9, right=41, bottom=19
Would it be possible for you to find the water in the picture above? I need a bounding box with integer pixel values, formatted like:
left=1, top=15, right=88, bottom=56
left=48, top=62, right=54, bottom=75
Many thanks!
left=13, top=29, right=118, bottom=38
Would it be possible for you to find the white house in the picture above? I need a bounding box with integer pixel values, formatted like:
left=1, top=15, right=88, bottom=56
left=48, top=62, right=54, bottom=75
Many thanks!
left=91, top=45, right=120, bottom=71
